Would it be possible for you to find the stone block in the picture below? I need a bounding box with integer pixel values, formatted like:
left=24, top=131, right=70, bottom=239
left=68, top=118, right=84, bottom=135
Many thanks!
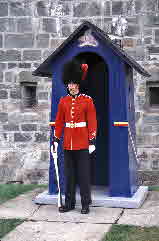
left=17, top=18, right=33, bottom=32
left=155, top=29, right=159, bottom=43
left=19, top=63, right=31, bottom=69
left=126, top=25, right=140, bottom=36
left=36, top=34, right=49, bottom=48
left=144, top=37, right=152, bottom=45
left=0, top=63, right=6, bottom=71
left=136, top=95, right=145, bottom=108
left=135, top=47, right=145, bottom=61
left=72, top=18, right=80, bottom=25
left=38, top=92, right=48, bottom=100
left=62, top=19, right=70, bottom=24
left=0, top=34, right=2, bottom=48
left=135, top=111, right=140, bottom=122
left=144, top=29, right=152, bottom=36
left=103, top=22, right=111, bottom=33
left=73, top=2, right=101, bottom=17
left=14, top=133, right=32, bottom=142
left=152, top=126, right=159, bottom=132
left=42, top=49, right=53, bottom=60
left=0, top=90, right=8, bottom=99
left=0, top=18, right=16, bottom=32
left=10, top=2, right=32, bottom=16
left=5, top=71, right=15, bottom=82
left=154, top=135, right=159, bottom=146
left=42, top=18, right=57, bottom=33
left=135, top=0, right=142, bottom=14
left=10, top=89, right=21, bottom=99
left=19, top=71, right=40, bottom=83
left=0, top=50, right=21, bottom=61
left=104, top=1, right=111, bottom=16
left=0, top=112, right=8, bottom=123
left=112, top=1, right=123, bottom=15
left=146, top=0, right=156, bottom=12
left=33, top=63, right=40, bottom=69
left=21, top=124, right=37, bottom=131
left=61, top=24, right=71, bottom=37
left=8, top=63, right=17, bottom=69
left=93, top=19, right=102, bottom=29
left=136, top=38, right=142, bottom=46
left=143, top=115, right=159, bottom=124
left=123, top=38, right=136, bottom=48
left=40, top=125, right=49, bottom=132
left=0, top=3, right=8, bottom=16
left=23, top=50, right=41, bottom=61
left=36, top=1, right=48, bottom=16
left=50, top=2, right=71, bottom=16
left=35, top=132, right=48, bottom=142
left=5, top=34, right=34, bottom=48
left=151, top=151, right=159, bottom=159
left=145, top=15, right=159, bottom=26
left=41, top=151, right=49, bottom=162
left=126, top=17, right=138, bottom=24
left=0, top=84, right=11, bottom=90
left=136, top=136, right=145, bottom=145
left=0, top=72, right=3, bottom=82
left=50, top=39, right=63, bottom=49
left=148, top=46, right=159, bottom=54
left=3, top=124, right=19, bottom=131
left=152, top=160, right=159, bottom=169
left=143, top=126, right=153, bottom=133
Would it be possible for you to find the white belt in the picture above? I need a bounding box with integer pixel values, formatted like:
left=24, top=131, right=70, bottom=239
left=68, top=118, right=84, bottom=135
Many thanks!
left=65, top=122, right=87, bottom=128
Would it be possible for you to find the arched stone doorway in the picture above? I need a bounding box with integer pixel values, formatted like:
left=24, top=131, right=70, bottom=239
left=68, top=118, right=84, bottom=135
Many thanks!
left=74, top=52, right=109, bottom=187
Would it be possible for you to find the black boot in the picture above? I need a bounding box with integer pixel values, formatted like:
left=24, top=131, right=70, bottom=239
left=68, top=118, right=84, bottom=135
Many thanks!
left=58, top=203, right=75, bottom=213
left=81, top=205, right=90, bottom=214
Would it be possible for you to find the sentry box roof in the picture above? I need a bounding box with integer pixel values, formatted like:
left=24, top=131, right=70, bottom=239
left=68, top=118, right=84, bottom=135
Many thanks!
left=32, top=21, right=151, bottom=78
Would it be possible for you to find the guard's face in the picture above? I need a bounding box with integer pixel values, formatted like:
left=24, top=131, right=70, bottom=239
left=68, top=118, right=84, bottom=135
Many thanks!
left=67, top=83, right=79, bottom=95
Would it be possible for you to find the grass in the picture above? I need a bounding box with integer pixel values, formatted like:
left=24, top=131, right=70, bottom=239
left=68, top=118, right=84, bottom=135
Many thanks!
left=148, top=186, right=159, bottom=191
left=0, top=183, right=48, bottom=205
left=0, top=184, right=47, bottom=238
left=0, top=218, right=25, bottom=239
left=103, top=224, right=159, bottom=241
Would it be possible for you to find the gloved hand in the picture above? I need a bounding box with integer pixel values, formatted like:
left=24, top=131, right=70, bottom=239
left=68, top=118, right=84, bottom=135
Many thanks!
left=51, top=142, right=58, bottom=159
left=89, top=145, right=95, bottom=154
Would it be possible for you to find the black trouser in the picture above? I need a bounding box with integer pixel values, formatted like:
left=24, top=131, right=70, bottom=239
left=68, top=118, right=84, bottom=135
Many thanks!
left=64, top=149, right=91, bottom=207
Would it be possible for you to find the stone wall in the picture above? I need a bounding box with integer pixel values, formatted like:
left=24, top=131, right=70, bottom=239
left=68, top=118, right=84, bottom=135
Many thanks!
left=0, top=0, right=159, bottom=184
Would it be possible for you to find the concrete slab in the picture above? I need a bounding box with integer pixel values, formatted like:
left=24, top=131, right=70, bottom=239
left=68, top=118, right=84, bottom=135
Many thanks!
left=31, top=204, right=122, bottom=224
left=118, top=191, right=159, bottom=227
left=0, top=189, right=41, bottom=219
left=1, top=221, right=112, bottom=241
left=34, top=186, right=148, bottom=208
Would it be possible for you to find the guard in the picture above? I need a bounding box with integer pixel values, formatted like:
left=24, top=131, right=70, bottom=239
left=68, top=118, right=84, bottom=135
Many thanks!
left=51, top=59, right=97, bottom=214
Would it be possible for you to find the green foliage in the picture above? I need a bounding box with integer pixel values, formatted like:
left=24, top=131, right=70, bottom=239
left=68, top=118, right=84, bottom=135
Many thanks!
left=103, top=224, right=159, bottom=241
left=148, top=186, right=159, bottom=191
left=0, top=219, right=25, bottom=239
left=0, top=184, right=47, bottom=204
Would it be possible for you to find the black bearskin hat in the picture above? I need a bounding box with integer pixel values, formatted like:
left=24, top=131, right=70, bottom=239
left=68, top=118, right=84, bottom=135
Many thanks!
left=62, top=60, right=83, bottom=86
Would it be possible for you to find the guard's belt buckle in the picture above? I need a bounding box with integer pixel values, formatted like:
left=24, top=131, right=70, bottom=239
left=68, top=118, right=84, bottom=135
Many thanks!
left=70, top=123, right=75, bottom=128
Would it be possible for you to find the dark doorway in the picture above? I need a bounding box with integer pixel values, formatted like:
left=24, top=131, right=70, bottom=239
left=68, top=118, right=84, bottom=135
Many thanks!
left=74, top=52, right=109, bottom=186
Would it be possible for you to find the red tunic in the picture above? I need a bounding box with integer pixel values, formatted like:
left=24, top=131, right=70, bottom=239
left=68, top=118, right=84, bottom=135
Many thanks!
left=54, top=94, right=97, bottom=150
